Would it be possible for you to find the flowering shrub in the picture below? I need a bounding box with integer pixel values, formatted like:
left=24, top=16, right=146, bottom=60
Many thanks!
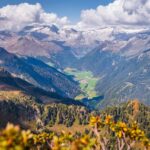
left=0, top=123, right=32, bottom=150
left=0, top=116, right=149, bottom=150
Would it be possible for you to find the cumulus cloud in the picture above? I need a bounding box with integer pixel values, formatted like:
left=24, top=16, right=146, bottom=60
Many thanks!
left=77, top=0, right=150, bottom=29
left=0, top=1, right=150, bottom=31
left=0, top=3, right=69, bottom=31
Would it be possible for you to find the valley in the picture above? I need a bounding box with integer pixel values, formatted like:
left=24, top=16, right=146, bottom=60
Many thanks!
left=1, top=24, right=150, bottom=109
left=64, top=68, right=99, bottom=100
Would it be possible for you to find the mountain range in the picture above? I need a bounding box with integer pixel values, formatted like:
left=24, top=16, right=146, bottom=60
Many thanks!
left=0, top=24, right=150, bottom=108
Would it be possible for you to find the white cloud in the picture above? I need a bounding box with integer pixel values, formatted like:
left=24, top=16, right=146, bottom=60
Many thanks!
left=77, top=0, right=150, bottom=29
left=0, top=1, right=150, bottom=31
left=0, top=3, right=69, bottom=31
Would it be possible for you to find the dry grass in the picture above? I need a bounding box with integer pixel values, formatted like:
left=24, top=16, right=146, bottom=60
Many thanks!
left=0, top=91, right=22, bottom=100
left=49, top=124, right=91, bottom=134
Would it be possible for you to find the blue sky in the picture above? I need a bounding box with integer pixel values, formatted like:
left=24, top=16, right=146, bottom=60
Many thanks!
left=0, top=0, right=112, bottom=22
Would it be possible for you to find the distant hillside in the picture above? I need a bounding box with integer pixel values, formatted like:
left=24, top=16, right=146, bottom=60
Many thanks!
left=77, top=48, right=150, bottom=108
left=0, top=47, right=81, bottom=99
left=0, top=67, right=83, bottom=105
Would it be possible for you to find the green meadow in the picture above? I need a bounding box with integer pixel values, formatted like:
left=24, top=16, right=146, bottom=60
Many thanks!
left=64, top=68, right=99, bottom=100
